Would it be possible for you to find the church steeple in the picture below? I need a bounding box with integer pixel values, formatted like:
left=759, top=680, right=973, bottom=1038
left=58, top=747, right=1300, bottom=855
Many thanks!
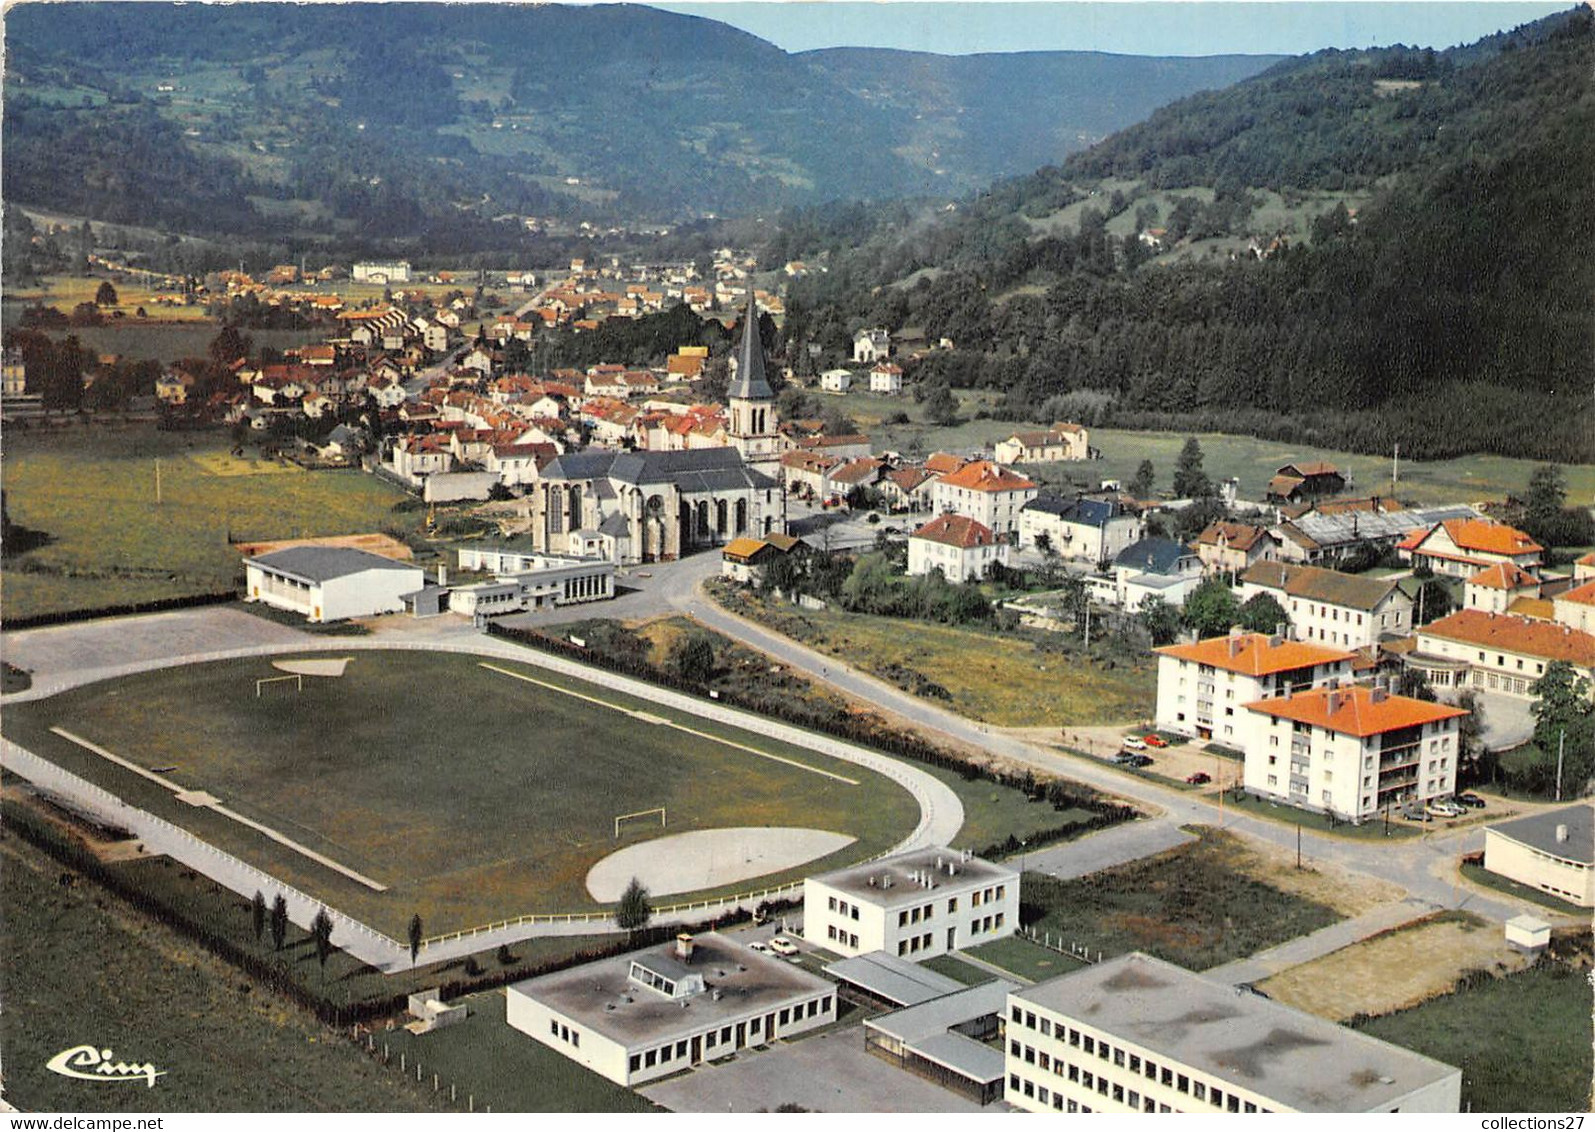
left=729, top=293, right=774, bottom=402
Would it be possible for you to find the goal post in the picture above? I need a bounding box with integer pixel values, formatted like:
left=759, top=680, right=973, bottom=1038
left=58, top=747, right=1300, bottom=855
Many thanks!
left=614, top=807, right=666, bottom=838
left=255, top=673, right=303, bottom=698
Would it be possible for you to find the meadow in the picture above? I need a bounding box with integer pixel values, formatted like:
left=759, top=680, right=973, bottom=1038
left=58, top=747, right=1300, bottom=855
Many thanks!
left=1, top=425, right=423, bottom=621
left=1, top=650, right=921, bottom=935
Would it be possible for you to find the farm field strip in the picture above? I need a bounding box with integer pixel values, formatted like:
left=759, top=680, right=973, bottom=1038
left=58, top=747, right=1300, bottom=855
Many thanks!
left=479, top=661, right=860, bottom=785
left=50, top=724, right=388, bottom=890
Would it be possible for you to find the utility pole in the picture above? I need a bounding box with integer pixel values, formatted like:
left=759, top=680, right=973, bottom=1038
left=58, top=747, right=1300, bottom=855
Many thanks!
left=1296, top=823, right=1302, bottom=870
left=1392, top=442, right=1399, bottom=492
left=1555, top=729, right=1565, bottom=803
left=154, top=457, right=162, bottom=505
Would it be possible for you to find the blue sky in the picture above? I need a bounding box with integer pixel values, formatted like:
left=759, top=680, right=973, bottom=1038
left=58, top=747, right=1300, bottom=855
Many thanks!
left=648, top=2, right=1573, bottom=56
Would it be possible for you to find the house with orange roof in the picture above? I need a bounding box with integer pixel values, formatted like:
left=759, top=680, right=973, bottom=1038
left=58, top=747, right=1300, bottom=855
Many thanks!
left=923, top=452, right=971, bottom=477
left=1399, top=519, right=1543, bottom=578
left=993, top=422, right=1089, bottom=465
left=908, top=514, right=1007, bottom=583
left=1155, top=628, right=1358, bottom=742
left=780, top=450, right=841, bottom=499
left=1573, top=552, right=1595, bottom=582
left=792, top=434, right=873, bottom=461
left=1463, top=562, right=1542, bottom=615
left=868, top=361, right=904, bottom=396
left=1241, top=684, right=1468, bottom=821
left=1410, top=609, right=1595, bottom=699
left=1551, top=579, right=1595, bottom=635
left=931, top=460, right=1038, bottom=539
left=880, top=466, right=937, bottom=513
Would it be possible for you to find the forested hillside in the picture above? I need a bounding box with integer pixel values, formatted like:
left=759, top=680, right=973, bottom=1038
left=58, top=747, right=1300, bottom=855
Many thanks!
left=775, top=9, right=1595, bottom=463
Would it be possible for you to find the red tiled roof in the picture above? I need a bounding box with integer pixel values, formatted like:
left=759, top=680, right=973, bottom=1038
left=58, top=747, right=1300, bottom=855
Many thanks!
left=1155, top=633, right=1357, bottom=676
left=1439, top=519, right=1542, bottom=557
left=911, top=514, right=997, bottom=549
left=936, top=459, right=1037, bottom=493
left=1197, top=521, right=1271, bottom=552
left=1468, top=563, right=1541, bottom=591
left=1556, top=580, right=1595, bottom=608
left=1418, top=610, right=1595, bottom=665
left=1244, top=686, right=1466, bottom=737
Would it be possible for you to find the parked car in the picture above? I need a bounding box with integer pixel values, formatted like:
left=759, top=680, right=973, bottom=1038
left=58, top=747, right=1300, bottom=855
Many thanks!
left=1143, top=734, right=1169, bottom=749
left=1121, top=736, right=1148, bottom=751
left=1401, top=803, right=1431, bottom=822
left=1455, top=792, right=1487, bottom=809
left=1186, top=772, right=1212, bottom=785
left=747, top=940, right=770, bottom=954
left=767, top=937, right=799, bottom=956
left=1426, top=801, right=1465, bottom=819
left=1115, top=752, right=1153, bottom=768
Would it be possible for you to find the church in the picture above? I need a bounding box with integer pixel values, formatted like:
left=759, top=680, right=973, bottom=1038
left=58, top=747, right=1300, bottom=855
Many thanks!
left=528, top=297, right=785, bottom=564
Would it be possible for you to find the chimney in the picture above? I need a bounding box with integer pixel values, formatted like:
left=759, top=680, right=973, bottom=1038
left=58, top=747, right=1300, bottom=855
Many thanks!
left=1556, top=824, right=1569, bottom=844
left=675, top=933, right=694, bottom=963
left=1370, top=687, right=1387, bottom=704
left=437, top=564, right=448, bottom=586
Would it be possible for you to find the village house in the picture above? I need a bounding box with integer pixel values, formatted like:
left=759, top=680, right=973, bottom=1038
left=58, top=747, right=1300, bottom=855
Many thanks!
left=869, top=362, right=904, bottom=396
left=820, top=369, right=853, bottom=394
left=1398, top=518, right=1544, bottom=578
left=1194, top=521, right=1278, bottom=576
left=1019, top=496, right=1143, bottom=566
left=993, top=422, right=1089, bottom=465
left=1550, top=579, right=1595, bottom=634
left=853, top=328, right=892, bottom=364
left=908, top=514, right=1008, bottom=583
left=1463, top=562, right=1544, bottom=615
left=1270, top=502, right=1480, bottom=566
left=880, top=466, right=938, bottom=513
left=720, top=532, right=807, bottom=585
left=1265, top=461, right=1348, bottom=504
left=1239, top=561, right=1414, bottom=649
left=932, top=460, right=1038, bottom=540
left=1091, top=537, right=1204, bottom=613
left=791, top=434, right=874, bottom=461
left=1407, top=609, right=1595, bottom=699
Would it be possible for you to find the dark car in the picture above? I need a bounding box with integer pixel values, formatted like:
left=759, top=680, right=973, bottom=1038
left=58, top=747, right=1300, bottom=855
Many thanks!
left=1454, top=792, right=1487, bottom=809
left=1186, top=772, right=1212, bottom=786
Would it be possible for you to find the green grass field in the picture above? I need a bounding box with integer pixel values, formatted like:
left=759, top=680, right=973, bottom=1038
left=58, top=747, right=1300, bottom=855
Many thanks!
left=1014, top=827, right=1342, bottom=972
left=2, top=426, right=423, bottom=621
left=965, top=934, right=1090, bottom=983
left=1, top=651, right=921, bottom=936
left=0, top=833, right=447, bottom=1113
left=1355, top=961, right=1593, bottom=1112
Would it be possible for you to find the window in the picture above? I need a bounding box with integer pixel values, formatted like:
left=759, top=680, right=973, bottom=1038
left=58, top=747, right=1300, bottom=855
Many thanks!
left=1083, top=1036, right=1095, bottom=1055
left=827, top=896, right=837, bottom=912
left=1129, top=1055, right=1141, bottom=1073
left=1025, top=1011, right=1037, bottom=1030
left=1193, top=1083, right=1206, bottom=1102
left=645, top=1050, right=657, bottom=1068
left=1177, top=1073, right=1189, bottom=1094
left=629, top=1054, right=641, bottom=1072
left=1010, top=1040, right=1022, bottom=1056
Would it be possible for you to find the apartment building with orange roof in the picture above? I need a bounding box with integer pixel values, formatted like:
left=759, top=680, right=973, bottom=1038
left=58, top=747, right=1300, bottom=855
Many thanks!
left=1398, top=518, right=1543, bottom=578
left=1242, top=685, right=1468, bottom=821
left=1409, top=608, right=1595, bottom=699
left=931, top=460, right=1038, bottom=540
left=1154, top=628, right=1358, bottom=743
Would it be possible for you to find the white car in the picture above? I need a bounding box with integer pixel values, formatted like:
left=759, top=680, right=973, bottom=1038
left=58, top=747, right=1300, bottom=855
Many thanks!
left=767, top=937, right=799, bottom=956
left=1121, top=736, right=1148, bottom=751
left=747, top=940, right=770, bottom=954
left=1426, top=800, right=1466, bottom=819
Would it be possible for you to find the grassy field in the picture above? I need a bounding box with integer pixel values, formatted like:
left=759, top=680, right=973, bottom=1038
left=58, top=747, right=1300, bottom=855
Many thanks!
left=1354, top=961, right=1593, bottom=1113
left=1014, top=827, right=1343, bottom=972
left=0, top=831, right=447, bottom=1113
left=1216, top=788, right=1422, bottom=841
left=820, top=389, right=1595, bottom=508
left=719, top=594, right=1155, bottom=728
left=2, top=650, right=921, bottom=935
left=965, top=934, right=1089, bottom=983
left=384, top=990, right=658, bottom=1113
left=2, top=274, right=213, bottom=321
left=2, top=425, right=424, bottom=621
left=30, top=323, right=327, bottom=364
left=917, top=762, right=1097, bottom=851
left=920, top=952, right=1001, bottom=986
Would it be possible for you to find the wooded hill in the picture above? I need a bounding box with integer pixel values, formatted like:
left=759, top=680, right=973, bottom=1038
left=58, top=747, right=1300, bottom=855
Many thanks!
left=774, top=8, right=1594, bottom=464
left=1, top=2, right=1273, bottom=252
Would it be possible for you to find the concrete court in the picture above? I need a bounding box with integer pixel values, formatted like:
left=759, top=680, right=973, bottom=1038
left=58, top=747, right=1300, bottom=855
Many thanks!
left=640, top=1023, right=987, bottom=1114
left=586, top=826, right=856, bottom=901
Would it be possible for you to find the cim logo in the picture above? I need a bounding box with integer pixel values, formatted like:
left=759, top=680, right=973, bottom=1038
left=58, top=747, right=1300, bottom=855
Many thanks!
left=46, top=1045, right=166, bottom=1088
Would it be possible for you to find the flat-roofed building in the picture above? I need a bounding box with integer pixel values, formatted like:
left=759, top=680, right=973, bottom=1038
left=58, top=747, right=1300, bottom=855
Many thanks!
left=1483, top=804, right=1593, bottom=908
left=1005, top=952, right=1461, bottom=1114
left=1242, top=685, right=1468, bottom=821
left=865, top=979, right=1018, bottom=1105
left=505, top=932, right=835, bottom=1088
left=803, top=847, right=1018, bottom=961
left=824, top=951, right=965, bottom=1008
left=1154, top=629, right=1357, bottom=743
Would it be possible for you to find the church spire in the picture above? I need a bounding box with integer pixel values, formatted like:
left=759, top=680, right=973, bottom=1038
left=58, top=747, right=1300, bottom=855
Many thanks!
left=729, top=292, right=774, bottom=402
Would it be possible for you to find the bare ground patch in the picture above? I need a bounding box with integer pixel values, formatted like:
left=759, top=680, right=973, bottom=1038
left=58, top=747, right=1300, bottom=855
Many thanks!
left=1258, top=913, right=1530, bottom=1021
left=1222, top=831, right=1404, bottom=916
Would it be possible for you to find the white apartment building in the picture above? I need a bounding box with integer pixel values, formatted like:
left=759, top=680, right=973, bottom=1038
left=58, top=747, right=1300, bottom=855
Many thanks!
left=1154, top=630, right=1357, bottom=743
left=1242, top=684, right=1467, bottom=821
left=803, top=847, right=1019, bottom=961
left=1018, top=496, right=1143, bottom=566
left=1238, top=561, right=1414, bottom=649
left=1409, top=610, right=1595, bottom=699
left=1005, top=952, right=1461, bottom=1114
left=907, top=514, right=1008, bottom=583
left=931, top=460, right=1038, bottom=540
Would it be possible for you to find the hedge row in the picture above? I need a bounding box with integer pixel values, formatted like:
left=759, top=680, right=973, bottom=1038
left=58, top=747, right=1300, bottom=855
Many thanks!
left=2, top=590, right=238, bottom=630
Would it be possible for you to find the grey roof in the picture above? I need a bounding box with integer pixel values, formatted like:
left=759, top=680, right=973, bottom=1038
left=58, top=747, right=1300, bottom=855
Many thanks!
left=1023, top=496, right=1126, bottom=528
left=1486, top=804, right=1593, bottom=865
left=824, top=951, right=965, bottom=1007
left=507, top=933, right=831, bottom=1048
left=1286, top=504, right=1479, bottom=550
left=865, top=981, right=1017, bottom=1084
left=1114, top=537, right=1197, bottom=576
left=1241, top=561, right=1404, bottom=612
left=808, top=846, right=1017, bottom=911
left=597, top=511, right=632, bottom=538
left=728, top=293, right=774, bottom=402
left=1014, top=952, right=1460, bottom=1112
left=246, top=546, right=421, bottom=583
left=543, top=446, right=774, bottom=492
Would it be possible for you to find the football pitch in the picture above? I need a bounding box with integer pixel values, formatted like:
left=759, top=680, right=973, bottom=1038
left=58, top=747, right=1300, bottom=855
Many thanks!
left=1, top=651, right=922, bottom=937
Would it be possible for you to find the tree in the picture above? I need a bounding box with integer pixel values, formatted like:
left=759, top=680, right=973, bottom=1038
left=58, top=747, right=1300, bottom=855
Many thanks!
left=1530, top=661, right=1595, bottom=796
left=1237, top=593, right=1289, bottom=635
left=1033, top=531, right=1054, bottom=556
left=251, top=890, right=267, bottom=941
left=921, top=382, right=958, bottom=426
left=311, top=907, right=334, bottom=976
left=408, top=913, right=423, bottom=963
left=615, top=876, right=652, bottom=935
left=1139, top=595, right=1184, bottom=646
left=1397, top=667, right=1438, bottom=702
left=1174, top=497, right=1228, bottom=539
left=269, top=894, right=288, bottom=951
left=1413, top=578, right=1454, bottom=626
left=1182, top=576, right=1240, bottom=638
left=1129, top=459, right=1156, bottom=500
left=1172, top=437, right=1213, bottom=499
left=1522, top=464, right=1566, bottom=544
left=669, top=633, right=716, bottom=685
left=94, top=280, right=118, bottom=307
